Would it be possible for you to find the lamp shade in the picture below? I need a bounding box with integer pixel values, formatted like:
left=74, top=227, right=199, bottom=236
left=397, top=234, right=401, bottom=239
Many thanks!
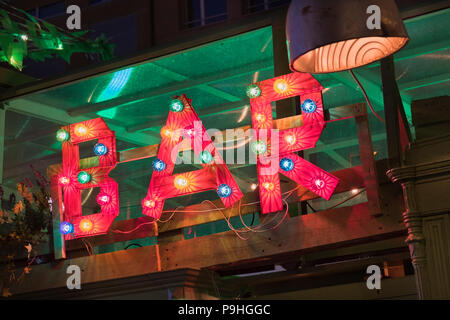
left=286, top=0, right=409, bottom=73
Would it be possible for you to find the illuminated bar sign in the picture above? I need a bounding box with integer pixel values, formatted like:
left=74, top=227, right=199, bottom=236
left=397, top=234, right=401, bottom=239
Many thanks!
left=52, top=72, right=339, bottom=239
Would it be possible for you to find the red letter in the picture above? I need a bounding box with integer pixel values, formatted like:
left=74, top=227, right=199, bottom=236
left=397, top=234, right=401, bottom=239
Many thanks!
left=56, top=118, right=119, bottom=238
left=143, top=95, right=243, bottom=219
left=249, top=72, right=339, bottom=214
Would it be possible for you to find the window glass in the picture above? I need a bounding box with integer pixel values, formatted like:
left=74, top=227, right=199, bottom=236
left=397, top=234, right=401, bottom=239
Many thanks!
left=90, top=14, right=138, bottom=58
left=186, top=0, right=227, bottom=28
left=246, top=0, right=290, bottom=14
left=39, top=1, right=65, bottom=19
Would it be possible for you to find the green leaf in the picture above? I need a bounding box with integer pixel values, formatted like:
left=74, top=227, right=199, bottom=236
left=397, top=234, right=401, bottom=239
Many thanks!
left=15, top=7, right=39, bottom=24
left=70, top=30, right=89, bottom=38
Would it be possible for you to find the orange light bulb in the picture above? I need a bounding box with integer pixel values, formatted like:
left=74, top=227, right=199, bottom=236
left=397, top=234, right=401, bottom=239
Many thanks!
left=74, top=124, right=88, bottom=137
left=161, top=127, right=172, bottom=138
left=255, top=113, right=266, bottom=123
left=79, top=218, right=93, bottom=232
left=274, top=79, right=289, bottom=94
left=161, top=127, right=181, bottom=141
left=174, top=176, right=189, bottom=189
left=263, top=182, right=275, bottom=191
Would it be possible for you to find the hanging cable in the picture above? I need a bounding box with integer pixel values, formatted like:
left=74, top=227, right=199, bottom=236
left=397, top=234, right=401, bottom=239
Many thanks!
left=81, top=238, right=93, bottom=255
left=124, top=243, right=142, bottom=250
left=110, top=186, right=363, bottom=237
left=158, top=207, right=182, bottom=223
left=306, top=201, right=317, bottom=212
left=111, top=221, right=155, bottom=234
left=350, top=70, right=385, bottom=123
left=201, top=200, right=248, bottom=240
left=323, top=188, right=366, bottom=211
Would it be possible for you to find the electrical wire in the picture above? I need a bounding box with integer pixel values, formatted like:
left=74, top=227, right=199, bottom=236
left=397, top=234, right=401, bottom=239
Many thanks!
left=158, top=207, right=182, bottom=223
left=238, top=189, right=308, bottom=233
left=110, top=186, right=365, bottom=237
left=350, top=70, right=385, bottom=124
left=201, top=200, right=248, bottom=240
left=109, top=185, right=304, bottom=235
left=111, top=221, right=155, bottom=234
left=81, top=188, right=93, bottom=206
left=124, top=243, right=142, bottom=250
left=323, top=188, right=366, bottom=211
left=239, top=199, right=290, bottom=234
left=306, top=201, right=317, bottom=212
left=81, top=238, right=93, bottom=256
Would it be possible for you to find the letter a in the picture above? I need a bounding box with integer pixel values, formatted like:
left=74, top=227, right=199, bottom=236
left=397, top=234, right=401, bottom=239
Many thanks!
left=142, top=95, right=243, bottom=219
left=66, top=265, right=81, bottom=290
left=366, top=5, right=381, bottom=30
left=366, top=265, right=381, bottom=289
left=66, top=5, right=81, bottom=30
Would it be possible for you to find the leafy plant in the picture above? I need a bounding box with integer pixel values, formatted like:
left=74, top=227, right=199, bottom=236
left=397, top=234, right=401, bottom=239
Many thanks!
left=0, top=3, right=114, bottom=70
left=0, top=170, right=52, bottom=298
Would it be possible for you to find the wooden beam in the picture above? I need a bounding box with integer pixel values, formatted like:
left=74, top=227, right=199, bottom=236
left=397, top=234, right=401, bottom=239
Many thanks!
left=158, top=202, right=405, bottom=271
left=49, top=177, right=66, bottom=260
left=11, top=199, right=405, bottom=295
left=381, top=55, right=410, bottom=168
left=66, top=216, right=157, bottom=253
left=353, top=103, right=382, bottom=216
left=12, top=244, right=161, bottom=295
left=47, top=114, right=305, bottom=171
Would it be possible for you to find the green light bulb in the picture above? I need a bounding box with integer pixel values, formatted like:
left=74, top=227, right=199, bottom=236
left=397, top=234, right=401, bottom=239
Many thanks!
left=77, top=171, right=91, bottom=184
left=246, top=84, right=261, bottom=99
left=170, top=99, right=184, bottom=112
left=200, top=151, right=213, bottom=164
left=56, top=129, right=70, bottom=142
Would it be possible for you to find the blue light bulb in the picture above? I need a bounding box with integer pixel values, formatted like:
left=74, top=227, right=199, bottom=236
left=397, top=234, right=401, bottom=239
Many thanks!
left=152, top=159, right=166, bottom=172
left=217, top=184, right=232, bottom=198
left=280, top=157, right=294, bottom=171
left=301, top=99, right=317, bottom=113
left=60, top=221, right=74, bottom=235
left=94, top=143, right=108, bottom=156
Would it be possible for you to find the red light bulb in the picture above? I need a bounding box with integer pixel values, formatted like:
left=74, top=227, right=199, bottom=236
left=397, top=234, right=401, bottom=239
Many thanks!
left=96, top=193, right=111, bottom=205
